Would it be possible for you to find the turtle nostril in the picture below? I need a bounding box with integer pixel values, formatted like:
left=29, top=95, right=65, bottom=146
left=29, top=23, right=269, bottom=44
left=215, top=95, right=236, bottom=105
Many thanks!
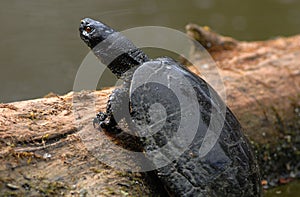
left=79, top=20, right=88, bottom=32
left=80, top=19, right=89, bottom=26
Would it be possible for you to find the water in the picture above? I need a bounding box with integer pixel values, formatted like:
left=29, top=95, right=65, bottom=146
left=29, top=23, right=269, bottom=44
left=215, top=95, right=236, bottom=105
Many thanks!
left=1, top=0, right=300, bottom=103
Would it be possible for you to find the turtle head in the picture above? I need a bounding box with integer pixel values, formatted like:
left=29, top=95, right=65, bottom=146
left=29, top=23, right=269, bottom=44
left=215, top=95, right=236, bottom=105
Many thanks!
left=79, top=18, right=115, bottom=49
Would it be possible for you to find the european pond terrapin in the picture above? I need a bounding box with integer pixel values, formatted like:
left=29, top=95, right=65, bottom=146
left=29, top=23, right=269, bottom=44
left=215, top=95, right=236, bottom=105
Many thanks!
left=79, top=18, right=261, bottom=197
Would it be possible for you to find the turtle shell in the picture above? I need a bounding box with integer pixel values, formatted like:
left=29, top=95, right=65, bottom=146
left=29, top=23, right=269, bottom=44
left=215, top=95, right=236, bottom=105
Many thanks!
left=129, top=57, right=261, bottom=196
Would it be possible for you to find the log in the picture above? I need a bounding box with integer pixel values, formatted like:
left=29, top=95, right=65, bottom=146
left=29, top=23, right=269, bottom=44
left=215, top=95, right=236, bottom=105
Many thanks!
left=186, top=24, right=300, bottom=143
left=0, top=91, right=166, bottom=196
left=0, top=25, right=299, bottom=195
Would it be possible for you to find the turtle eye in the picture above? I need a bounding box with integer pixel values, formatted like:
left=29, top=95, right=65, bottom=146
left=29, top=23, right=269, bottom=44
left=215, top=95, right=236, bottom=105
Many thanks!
left=85, top=26, right=92, bottom=33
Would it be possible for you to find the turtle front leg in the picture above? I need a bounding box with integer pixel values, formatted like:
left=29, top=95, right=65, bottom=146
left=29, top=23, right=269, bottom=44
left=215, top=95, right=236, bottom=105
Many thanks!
left=93, top=87, right=129, bottom=134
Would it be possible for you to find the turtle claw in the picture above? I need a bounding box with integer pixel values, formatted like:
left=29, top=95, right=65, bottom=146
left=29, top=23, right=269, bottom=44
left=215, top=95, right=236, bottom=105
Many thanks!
left=96, top=112, right=108, bottom=121
left=93, top=112, right=122, bottom=134
left=93, top=112, right=108, bottom=129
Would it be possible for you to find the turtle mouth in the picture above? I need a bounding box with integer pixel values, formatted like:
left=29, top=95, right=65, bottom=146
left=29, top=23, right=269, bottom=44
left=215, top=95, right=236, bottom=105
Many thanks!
left=79, top=32, right=89, bottom=42
left=79, top=21, right=90, bottom=40
left=79, top=27, right=92, bottom=47
left=80, top=33, right=88, bottom=42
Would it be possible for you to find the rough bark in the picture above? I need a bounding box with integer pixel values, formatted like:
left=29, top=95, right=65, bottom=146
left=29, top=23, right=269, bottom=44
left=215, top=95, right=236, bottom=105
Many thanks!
left=0, top=25, right=299, bottom=196
left=186, top=24, right=300, bottom=143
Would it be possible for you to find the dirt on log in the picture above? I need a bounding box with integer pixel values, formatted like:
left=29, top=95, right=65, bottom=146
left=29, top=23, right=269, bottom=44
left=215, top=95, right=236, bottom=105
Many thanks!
left=0, top=25, right=300, bottom=196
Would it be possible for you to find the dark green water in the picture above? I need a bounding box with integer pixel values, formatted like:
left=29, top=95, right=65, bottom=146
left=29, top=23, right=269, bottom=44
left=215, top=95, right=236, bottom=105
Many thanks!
left=1, top=0, right=300, bottom=103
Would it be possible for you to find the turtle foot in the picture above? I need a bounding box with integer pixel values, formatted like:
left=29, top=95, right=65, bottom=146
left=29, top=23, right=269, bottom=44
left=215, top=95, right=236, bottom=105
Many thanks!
left=93, top=112, right=122, bottom=134
left=93, top=112, right=107, bottom=129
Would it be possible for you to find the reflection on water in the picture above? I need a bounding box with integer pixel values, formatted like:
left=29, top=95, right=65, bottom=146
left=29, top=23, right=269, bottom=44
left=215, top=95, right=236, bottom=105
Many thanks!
left=0, top=0, right=300, bottom=103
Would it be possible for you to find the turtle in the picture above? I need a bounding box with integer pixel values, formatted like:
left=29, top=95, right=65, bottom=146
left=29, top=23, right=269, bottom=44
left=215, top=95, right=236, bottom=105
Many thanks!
left=79, top=18, right=261, bottom=196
